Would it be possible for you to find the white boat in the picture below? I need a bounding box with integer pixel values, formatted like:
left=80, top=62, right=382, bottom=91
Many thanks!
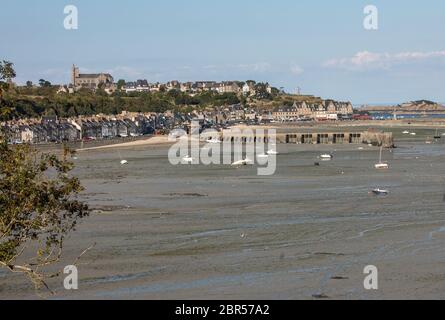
left=267, top=150, right=278, bottom=155
left=206, top=139, right=221, bottom=144
left=182, top=155, right=194, bottom=163
left=374, top=146, right=389, bottom=169
left=319, top=154, right=333, bottom=160
left=257, top=154, right=269, bottom=159
left=120, top=160, right=128, bottom=165
left=232, top=158, right=253, bottom=166
left=372, top=188, right=389, bottom=195
left=375, top=163, right=389, bottom=169
left=410, top=132, right=417, bottom=136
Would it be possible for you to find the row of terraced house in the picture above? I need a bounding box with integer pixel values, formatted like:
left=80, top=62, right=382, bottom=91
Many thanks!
left=272, top=101, right=353, bottom=121
left=3, top=115, right=156, bottom=144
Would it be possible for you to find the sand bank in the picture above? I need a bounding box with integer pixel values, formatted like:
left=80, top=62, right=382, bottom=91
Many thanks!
left=77, top=135, right=173, bottom=151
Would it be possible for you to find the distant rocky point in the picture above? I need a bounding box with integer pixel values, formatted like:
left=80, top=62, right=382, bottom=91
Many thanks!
left=362, top=100, right=445, bottom=112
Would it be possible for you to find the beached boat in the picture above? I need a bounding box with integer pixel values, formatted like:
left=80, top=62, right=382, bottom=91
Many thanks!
left=372, top=188, right=389, bottom=195
left=182, top=155, right=194, bottom=163
left=319, top=154, right=333, bottom=160
left=375, top=146, right=389, bottom=169
left=206, top=138, right=221, bottom=144
left=375, top=163, right=389, bottom=169
left=232, top=158, right=253, bottom=166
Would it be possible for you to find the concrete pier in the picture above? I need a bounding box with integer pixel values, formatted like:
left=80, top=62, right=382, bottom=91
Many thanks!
left=201, top=131, right=394, bottom=147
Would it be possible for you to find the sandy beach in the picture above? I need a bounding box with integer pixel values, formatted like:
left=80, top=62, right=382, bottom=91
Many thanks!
left=77, top=135, right=173, bottom=151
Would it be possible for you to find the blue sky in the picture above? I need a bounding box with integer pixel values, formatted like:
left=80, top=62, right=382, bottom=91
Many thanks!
left=1, top=0, right=444, bottom=104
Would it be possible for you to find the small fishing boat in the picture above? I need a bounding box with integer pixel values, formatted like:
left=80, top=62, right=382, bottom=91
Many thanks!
left=319, top=154, right=333, bottom=160
left=267, top=150, right=278, bottom=155
left=410, top=132, right=417, bottom=136
left=371, top=188, right=389, bottom=195
left=402, top=130, right=410, bottom=134
left=182, top=155, right=194, bottom=163
left=434, top=129, right=441, bottom=139
left=232, top=158, right=253, bottom=166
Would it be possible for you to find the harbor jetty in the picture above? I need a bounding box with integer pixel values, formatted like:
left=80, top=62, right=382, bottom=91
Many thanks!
left=202, top=130, right=394, bottom=147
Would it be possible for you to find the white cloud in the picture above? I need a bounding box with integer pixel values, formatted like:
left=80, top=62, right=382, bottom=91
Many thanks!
left=201, top=62, right=272, bottom=74
left=41, top=68, right=68, bottom=76
left=203, top=65, right=218, bottom=70
left=323, top=50, right=445, bottom=71
left=105, top=66, right=144, bottom=79
left=290, top=64, right=304, bottom=75
left=236, top=62, right=271, bottom=73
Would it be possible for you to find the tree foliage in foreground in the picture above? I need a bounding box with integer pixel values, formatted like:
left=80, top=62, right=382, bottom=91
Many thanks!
left=0, top=60, right=90, bottom=292
left=0, top=138, right=90, bottom=291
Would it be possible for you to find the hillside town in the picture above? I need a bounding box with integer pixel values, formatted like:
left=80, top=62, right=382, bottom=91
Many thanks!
left=58, top=65, right=275, bottom=96
left=2, top=65, right=355, bottom=144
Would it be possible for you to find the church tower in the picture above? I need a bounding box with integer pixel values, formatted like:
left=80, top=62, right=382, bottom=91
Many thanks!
left=71, top=64, right=79, bottom=87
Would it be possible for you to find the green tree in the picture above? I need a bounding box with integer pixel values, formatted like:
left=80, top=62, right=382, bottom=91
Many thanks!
left=0, top=142, right=90, bottom=291
left=38, top=79, right=52, bottom=88
left=0, top=61, right=16, bottom=83
left=254, top=82, right=272, bottom=100
left=116, top=79, right=126, bottom=90
left=0, top=61, right=90, bottom=292
left=0, top=61, right=16, bottom=97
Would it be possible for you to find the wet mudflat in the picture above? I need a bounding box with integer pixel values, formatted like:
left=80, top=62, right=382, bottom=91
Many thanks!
left=1, top=133, right=445, bottom=300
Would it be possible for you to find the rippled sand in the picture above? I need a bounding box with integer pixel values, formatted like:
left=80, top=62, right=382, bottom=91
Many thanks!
left=1, top=129, right=445, bottom=300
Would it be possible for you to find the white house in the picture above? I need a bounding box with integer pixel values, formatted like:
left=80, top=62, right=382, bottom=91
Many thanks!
left=21, top=128, right=34, bottom=143
left=242, top=83, right=256, bottom=96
